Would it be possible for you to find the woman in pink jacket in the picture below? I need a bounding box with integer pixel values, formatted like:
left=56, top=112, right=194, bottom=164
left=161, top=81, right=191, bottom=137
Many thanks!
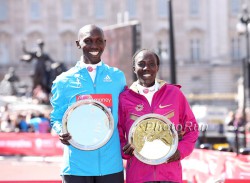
left=118, top=49, right=199, bottom=183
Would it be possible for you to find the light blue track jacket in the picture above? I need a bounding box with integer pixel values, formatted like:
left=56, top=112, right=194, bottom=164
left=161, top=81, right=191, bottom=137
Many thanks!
left=50, top=60, right=126, bottom=176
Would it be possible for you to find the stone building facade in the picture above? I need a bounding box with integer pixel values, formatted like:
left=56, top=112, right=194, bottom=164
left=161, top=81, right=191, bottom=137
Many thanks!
left=0, top=0, right=249, bottom=109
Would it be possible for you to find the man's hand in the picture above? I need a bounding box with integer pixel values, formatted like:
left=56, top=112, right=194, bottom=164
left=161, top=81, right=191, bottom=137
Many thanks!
left=59, top=132, right=71, bottom=145
left=123, top=143, right=135, bottom=156
left=167, top=149, right=180, bottom=163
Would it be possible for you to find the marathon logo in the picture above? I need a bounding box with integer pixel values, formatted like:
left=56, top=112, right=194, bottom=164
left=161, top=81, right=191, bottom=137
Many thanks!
left=76, top=94, right=113, bottom=107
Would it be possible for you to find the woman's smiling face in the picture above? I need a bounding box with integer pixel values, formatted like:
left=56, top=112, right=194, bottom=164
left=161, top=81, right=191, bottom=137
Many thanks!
left=133, top=50, right=159, bottom=87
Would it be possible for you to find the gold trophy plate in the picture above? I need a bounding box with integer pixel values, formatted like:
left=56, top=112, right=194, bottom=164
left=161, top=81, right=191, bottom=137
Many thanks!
left=62, top=99, right=114, bottom=150
left=129, top=113, right=178, bottom=165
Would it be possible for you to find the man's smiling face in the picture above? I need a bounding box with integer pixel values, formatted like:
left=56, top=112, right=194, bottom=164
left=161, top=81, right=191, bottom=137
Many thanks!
left=77, top=25, right=106, bottom=64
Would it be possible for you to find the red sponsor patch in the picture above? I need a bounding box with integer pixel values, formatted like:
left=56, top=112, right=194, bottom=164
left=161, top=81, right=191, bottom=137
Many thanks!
left=76, top=94, right=112, bottom=107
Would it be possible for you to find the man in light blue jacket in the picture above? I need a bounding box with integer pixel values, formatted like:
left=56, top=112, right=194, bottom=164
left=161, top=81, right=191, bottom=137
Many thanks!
left=50, top=24, right=126, bottom=183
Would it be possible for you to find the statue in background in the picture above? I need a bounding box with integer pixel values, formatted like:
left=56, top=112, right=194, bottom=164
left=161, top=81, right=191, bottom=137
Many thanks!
left=20, top=39, right=66, bottom=97
left=0, top=67, right=20, bottom=95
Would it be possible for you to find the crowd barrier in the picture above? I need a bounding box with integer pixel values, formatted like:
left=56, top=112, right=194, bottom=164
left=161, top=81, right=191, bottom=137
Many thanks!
left=0, top=181, right=186, bottom=183
left=0, top=181, right=60, bottom=183
left=224, top=180, right=250, bottom=183
left=182, top=149, right=250, bottom=182
left=0, top=133, right=249, bottom=183
left=0, top=133, right=63, bottom=156
left=0, top=180, right=248, bottom=183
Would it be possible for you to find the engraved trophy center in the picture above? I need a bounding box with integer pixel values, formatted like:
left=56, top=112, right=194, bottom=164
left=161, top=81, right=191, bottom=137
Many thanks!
left=62, top=99, right=114, bottom=151
left=133, top=118, right=173, bottom=159
left=129, top=113, right=178, bottom=165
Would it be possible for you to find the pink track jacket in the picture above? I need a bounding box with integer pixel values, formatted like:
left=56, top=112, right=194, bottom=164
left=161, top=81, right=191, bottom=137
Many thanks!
left=118, top=80, right=199, bottom=183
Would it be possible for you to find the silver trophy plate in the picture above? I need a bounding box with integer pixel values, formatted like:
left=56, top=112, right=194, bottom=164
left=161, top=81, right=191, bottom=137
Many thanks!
left=129, top=113, right=178, bottom=165
left=62, top=99, right=114, bottom=150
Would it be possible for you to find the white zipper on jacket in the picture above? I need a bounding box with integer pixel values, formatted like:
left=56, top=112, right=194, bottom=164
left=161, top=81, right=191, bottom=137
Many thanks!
left=94, top=67, right=101, bottom=175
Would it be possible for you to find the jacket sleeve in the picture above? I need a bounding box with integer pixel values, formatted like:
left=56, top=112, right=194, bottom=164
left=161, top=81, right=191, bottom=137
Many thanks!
left=50, top=79, right=68, bottom=134
left=120, top=72, right=126, bottom=92
left=118, top=93, right=131, bottom=160
left=177, top=91, right=199, bottom=160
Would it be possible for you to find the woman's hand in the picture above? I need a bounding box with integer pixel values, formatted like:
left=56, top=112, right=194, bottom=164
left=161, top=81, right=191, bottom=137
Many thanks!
left=59, top=132, right=71, bottom=145
left=123, top=143, right=135, bottom=156
left=178, top=130, right=185, bottom=141
left=167, top=149, right=180, bottom=163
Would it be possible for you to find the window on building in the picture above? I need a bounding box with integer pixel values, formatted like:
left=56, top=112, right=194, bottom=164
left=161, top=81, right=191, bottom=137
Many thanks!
left=0, top=42, right=9, bottom=65
left=231, top=0, right=240, bottom=16
left=191, top=89, right=201, bottom=94
left=62, top=0, right=73, bottom=20
left=95, top=0, right=105, bottom=19
left=157, top=0, right=168, bottom=18
left=190, top=39, right=201, bottom=62
left=29, top=0, right=41, bottom=20
left=191, top=76, right=201, bottom=81
left=61, top=32, right=75, bottom=65
left=126, top=0, right=136, bottom=18
left=62, top=39, right=76, bottom=66
left=157, top=40, right=169, bottom=62
left=64, top=42, right=74, bottom=64
left=0, top=0, right=8, bottom=21
left=189, top=0, right=199, bottom=16
left=231, top=37, right=241, bottom=60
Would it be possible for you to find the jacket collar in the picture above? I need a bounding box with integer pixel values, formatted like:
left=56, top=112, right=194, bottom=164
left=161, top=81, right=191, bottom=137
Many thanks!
left=75, top=58, right=104, bottom=73
left=129, top=79, right=167, bottom=93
